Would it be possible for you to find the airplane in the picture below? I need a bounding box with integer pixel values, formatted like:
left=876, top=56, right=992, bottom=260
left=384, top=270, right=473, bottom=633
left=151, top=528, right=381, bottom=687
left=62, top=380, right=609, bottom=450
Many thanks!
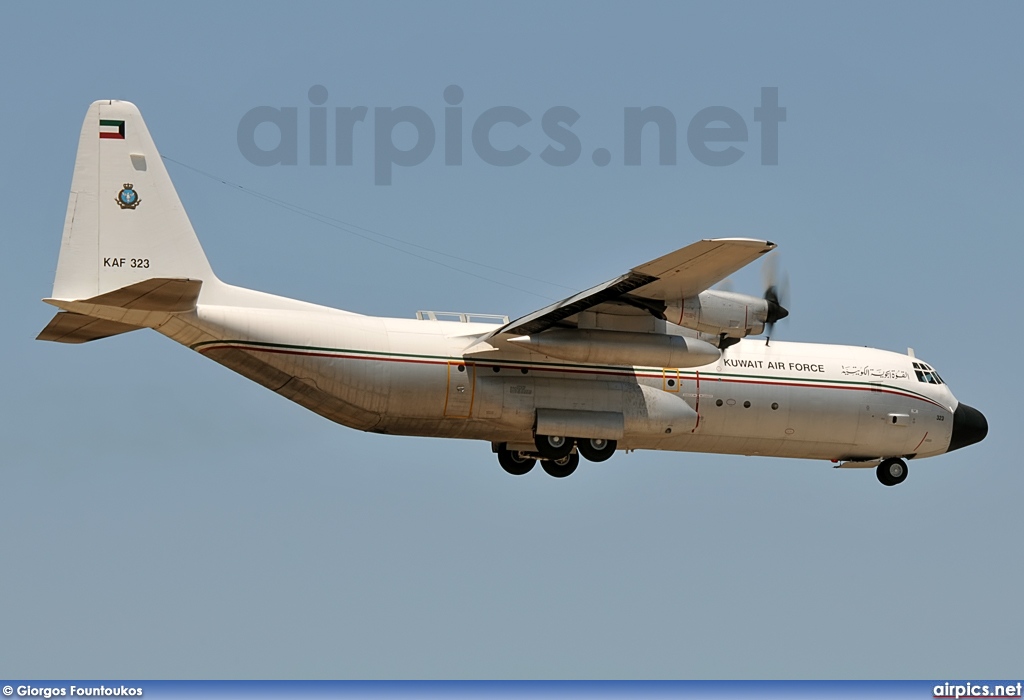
left=38, top=100, right=988, bottom=486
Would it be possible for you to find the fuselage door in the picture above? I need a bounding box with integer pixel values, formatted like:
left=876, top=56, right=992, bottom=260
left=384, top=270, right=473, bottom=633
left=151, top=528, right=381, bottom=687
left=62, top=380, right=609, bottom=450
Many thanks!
left=445, top=361, right=475, bottom=418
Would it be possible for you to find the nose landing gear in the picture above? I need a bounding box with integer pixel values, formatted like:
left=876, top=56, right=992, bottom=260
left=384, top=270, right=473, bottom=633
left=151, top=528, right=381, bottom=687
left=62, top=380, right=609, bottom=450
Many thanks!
left=876, top=458, right=908, bottom=486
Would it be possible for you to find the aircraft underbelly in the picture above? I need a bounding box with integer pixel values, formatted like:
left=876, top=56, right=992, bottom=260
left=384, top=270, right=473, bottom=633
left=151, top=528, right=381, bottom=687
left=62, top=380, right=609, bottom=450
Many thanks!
left=166, top=309, right=953, bottom=460
left=175, top=306, right=395, bottom=428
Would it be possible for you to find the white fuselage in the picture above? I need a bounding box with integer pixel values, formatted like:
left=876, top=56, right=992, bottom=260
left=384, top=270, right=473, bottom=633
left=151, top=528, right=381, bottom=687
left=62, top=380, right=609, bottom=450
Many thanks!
left=45, top=101, right=985, bottom=481
left=153, top=293, right=957, bottom=463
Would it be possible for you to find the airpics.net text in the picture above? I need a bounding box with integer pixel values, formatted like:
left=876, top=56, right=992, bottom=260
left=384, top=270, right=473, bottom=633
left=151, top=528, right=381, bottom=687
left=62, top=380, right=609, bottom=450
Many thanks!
left=236, top=85, right=786, bottom=184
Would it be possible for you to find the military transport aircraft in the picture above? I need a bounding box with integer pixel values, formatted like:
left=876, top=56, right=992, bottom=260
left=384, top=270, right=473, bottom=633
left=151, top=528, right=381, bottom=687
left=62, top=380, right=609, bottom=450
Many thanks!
left=38, top=101, right=988, bottom=485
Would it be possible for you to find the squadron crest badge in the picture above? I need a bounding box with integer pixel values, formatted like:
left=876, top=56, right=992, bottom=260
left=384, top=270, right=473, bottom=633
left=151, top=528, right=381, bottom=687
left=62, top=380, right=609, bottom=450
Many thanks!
left=116, top=183, right=141, bottom=210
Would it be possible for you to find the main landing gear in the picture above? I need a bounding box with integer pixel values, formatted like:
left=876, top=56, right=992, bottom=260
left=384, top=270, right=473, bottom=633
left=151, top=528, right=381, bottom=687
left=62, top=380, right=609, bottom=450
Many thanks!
left=497, top=449, right=536, bottom=476
left=541, top=451, right=579, bottom=478
left=876, top=458, right=908, bottom=486
left=577, top=438, right=616, bottom=462
left=535, top=434, right=574, bottom=460
left=495, top=436, right=618, bottom=477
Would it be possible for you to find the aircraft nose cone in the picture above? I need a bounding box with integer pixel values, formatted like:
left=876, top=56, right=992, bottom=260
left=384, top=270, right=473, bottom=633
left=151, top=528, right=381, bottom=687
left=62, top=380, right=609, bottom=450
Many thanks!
left=947, top=402, right=988, bottom=452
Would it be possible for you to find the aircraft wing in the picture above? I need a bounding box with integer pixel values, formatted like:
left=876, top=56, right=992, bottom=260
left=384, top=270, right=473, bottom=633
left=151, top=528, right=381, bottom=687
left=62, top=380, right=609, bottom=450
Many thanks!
left=482, top=238, right=775, bottom=339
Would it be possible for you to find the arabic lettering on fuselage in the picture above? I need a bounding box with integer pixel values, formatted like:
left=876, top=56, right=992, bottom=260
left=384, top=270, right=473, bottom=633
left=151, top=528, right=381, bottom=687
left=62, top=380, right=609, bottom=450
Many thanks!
left=841, top=365, right=909, bottom=379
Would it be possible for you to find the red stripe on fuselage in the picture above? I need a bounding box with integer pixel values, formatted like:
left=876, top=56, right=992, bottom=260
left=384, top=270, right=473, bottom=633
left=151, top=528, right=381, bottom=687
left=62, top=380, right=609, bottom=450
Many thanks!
left=692, top=371, right=701, bottom=432
left=196, top=343, right=945, bottom=410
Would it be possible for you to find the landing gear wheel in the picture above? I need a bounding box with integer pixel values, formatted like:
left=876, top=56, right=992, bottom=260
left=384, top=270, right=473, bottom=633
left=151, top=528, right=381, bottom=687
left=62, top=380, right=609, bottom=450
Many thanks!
left=534, top=434, right=574, bottom=460
left=877, top=458, right=908, bottom=486
left=497, top=449, right=536, bottom=476
left=578, top=438, right=617, bottom=463
left=541, top=451, right=579, bottom=478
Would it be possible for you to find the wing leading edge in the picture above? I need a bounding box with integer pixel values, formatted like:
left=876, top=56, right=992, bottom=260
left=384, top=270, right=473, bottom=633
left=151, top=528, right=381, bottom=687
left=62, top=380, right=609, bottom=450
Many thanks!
left=481, top=238, right=776, bottom=341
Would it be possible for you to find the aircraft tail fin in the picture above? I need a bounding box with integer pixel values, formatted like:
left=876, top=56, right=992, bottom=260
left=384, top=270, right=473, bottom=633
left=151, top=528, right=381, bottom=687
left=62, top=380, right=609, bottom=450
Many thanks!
left=50, top=100, right=217, bottom=302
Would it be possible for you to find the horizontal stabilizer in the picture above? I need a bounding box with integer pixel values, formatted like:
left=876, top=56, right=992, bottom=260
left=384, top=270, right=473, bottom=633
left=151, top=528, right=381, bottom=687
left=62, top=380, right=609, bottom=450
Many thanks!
left=50, top=277, right=202, bottom=312
left=82, top=277, right=201, bottom=311
left=37, top=312, right=141, bottom=344
left=38, top=278, right=201, bottom=343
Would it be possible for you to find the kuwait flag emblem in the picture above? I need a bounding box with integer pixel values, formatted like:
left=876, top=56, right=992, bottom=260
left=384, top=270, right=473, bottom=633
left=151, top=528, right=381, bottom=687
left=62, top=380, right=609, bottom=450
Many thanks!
left=99, top=119, right=125, bottom=139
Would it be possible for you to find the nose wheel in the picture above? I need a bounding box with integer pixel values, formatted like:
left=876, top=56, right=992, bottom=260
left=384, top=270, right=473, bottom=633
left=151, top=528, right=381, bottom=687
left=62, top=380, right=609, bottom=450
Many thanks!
left=876, top=458, right=908, bottom=486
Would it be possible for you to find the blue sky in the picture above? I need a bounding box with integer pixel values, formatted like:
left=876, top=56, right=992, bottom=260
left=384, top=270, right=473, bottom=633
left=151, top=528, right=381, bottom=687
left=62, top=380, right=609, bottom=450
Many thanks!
left=1, top=1, right=1021, bottom=678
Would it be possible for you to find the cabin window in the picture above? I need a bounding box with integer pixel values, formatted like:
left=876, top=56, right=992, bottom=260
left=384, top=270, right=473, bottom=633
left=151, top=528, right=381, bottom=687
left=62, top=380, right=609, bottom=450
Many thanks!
left=912, top=361, right=944, bottom=385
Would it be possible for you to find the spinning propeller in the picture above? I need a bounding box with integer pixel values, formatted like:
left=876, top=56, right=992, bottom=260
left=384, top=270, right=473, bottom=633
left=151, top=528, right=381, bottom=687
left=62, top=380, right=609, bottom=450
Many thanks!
left=761, top=252, right=790, bottom=343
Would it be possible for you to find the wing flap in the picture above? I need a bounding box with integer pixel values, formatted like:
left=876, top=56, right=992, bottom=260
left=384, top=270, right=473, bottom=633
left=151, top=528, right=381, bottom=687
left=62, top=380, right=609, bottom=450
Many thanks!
left=501, top=271, right=656, bottom=336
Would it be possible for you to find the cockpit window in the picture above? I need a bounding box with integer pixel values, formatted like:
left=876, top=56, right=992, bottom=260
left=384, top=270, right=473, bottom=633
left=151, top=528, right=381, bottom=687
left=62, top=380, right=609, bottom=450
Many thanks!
left=913, top=361, right=944, bottom=385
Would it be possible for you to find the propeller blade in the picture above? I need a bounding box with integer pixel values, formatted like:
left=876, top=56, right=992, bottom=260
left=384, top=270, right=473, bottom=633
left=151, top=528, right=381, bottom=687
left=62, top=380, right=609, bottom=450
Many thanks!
left=761, top=251, right=779, bottom=294
left=761, top=252, right=790, bottom=341
left=765, top=285, right=789, bottom=325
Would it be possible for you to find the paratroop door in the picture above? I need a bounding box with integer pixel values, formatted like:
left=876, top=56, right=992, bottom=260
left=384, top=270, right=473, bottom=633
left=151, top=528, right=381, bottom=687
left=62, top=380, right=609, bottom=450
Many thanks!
left=444, top=361, right=475, bottom=418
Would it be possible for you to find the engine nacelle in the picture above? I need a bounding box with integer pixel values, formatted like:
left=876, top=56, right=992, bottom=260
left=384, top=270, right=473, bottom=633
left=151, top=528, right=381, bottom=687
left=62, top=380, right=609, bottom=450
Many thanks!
left=507, top=328, right=721, bottom=368
left=665, top=290, right=768, bottom=339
